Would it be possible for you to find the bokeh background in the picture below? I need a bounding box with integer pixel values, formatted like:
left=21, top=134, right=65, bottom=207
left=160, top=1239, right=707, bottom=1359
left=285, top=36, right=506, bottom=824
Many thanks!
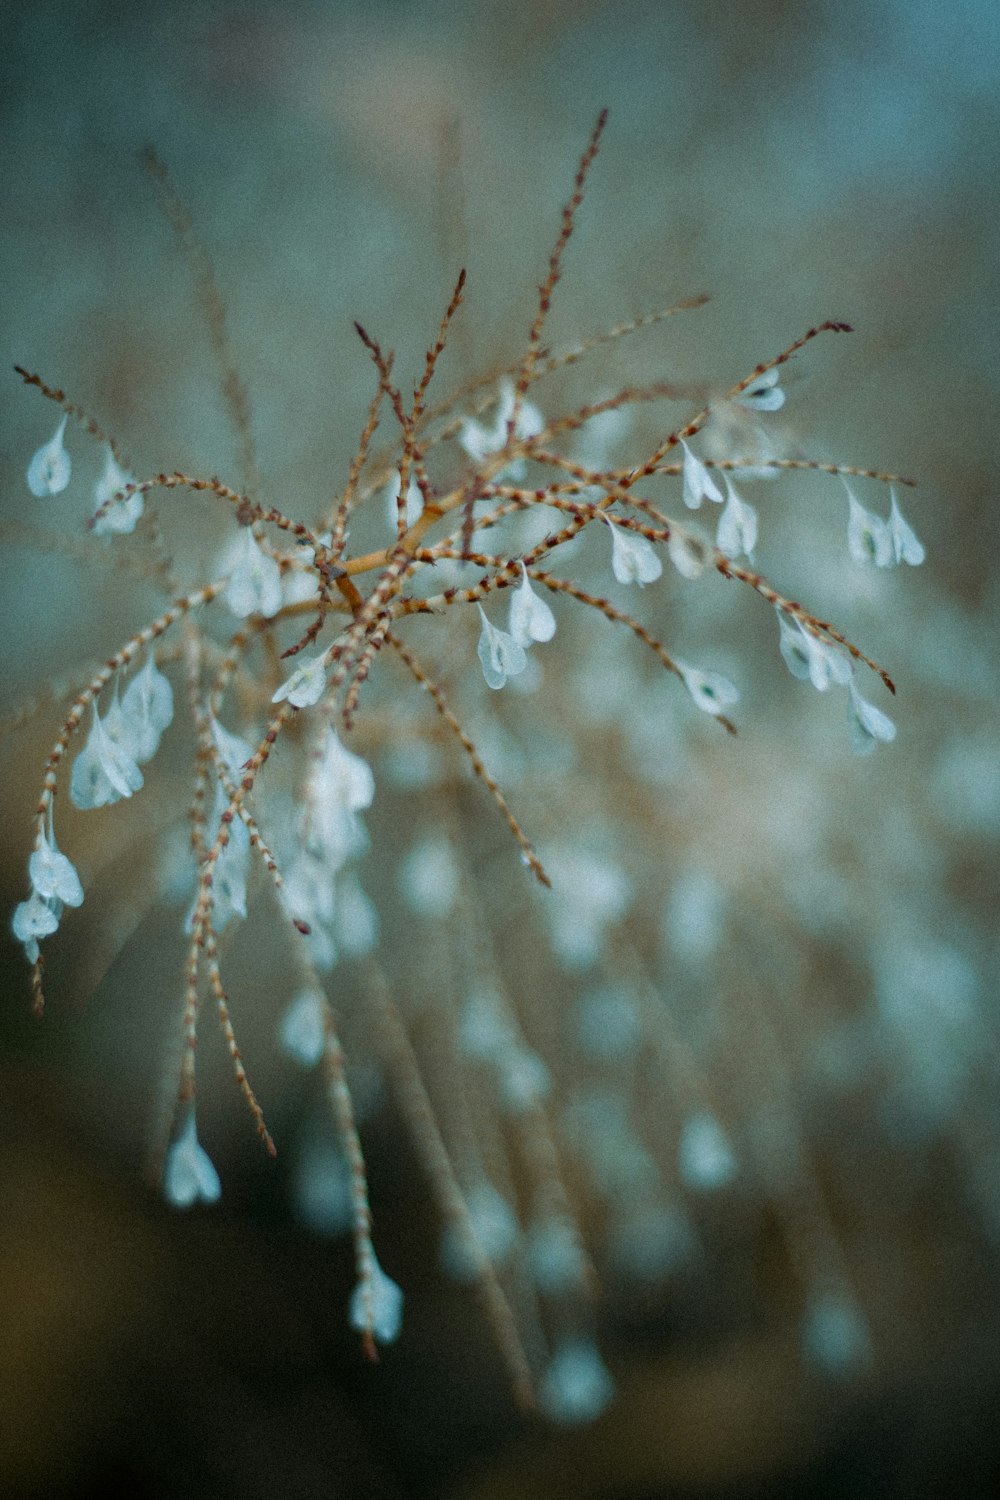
left=2, top=1, right=999, bottom=1496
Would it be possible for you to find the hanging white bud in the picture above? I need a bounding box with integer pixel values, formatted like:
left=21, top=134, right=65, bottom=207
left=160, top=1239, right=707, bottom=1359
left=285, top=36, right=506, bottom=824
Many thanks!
left=163, top=1109, right=222, bottom=1209
left=272, top=651, right=329, bottom=709
left=508, top=561, right=556, bottom=645
left=845, top=483, right=893, bottom=567
left=603, top=515, right=662, bottom=586
left=28, top=827, right=84, bottom=907
left=349, top=1253, right=404, bottom=1345
left=27, top=415, right=71, bottom=496
left=676, top=661, right=739, bottom=719
left=680, top=440, right=723, bottom=509
left=477, top=604, right=526, bottom=690
left=224, top=527, right=284, bottom=618
left=716, top=478, right=758, bottom=559
left=92, top=447, right=143, bottom=535
left=459, top=379, right=544, bottom=476
left=888, top=488, right=925, bottom=566
left=70, top=701, right=144, bottom=809
left=120, top=654, right=174, bottom=763
left=12, top=889, right=61, bottom=962
left=776, top=609, right=851, bottom=692
left=734, top=366, right=785, bottom=413
left=278, top=988, right=327, bottom=1068
left=210, top=716, right=255, bottom=776
left=667, top=527, right=705, bottom=579
left=847, top=679, right=896, bottom=755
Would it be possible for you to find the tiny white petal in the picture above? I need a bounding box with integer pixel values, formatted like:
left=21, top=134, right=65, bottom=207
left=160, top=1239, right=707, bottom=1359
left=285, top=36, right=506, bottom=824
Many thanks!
left=716, top=478, right=758, bottom=559
left=539, top=1338, right=615, bottom=1425
left=735, top=367, right=785, bottom=412
left=676, top=660, right=739, bottom=718
left=92, top=447, right=143, bottom=535
left=385, top=474, right=424, bottom=533
left=120, top=655, right=174, bottom=763
left=211, top=716, right=255, bottom=776
left=667, top=527, right=705, bottom=579
left=678, top=1111, right=738, bottom=1191
left=27, top=416, right=72, bottom=496
left=845, top=483, right=893, bottom=568
left=477, top=605, right=526, bottom=690
left=848, top=680, right=896, bottom=755
left=349, top=1254, right=403, bottom=1345
left=888, top=489, right=925, bottom=566
left=272, top=652, right=328, bottom=709
left=12, top=889, right=60, bottom=945
left=508, top=562, right=556, bottom=645
left=70, top=702, right=144, bottom=810
left=604, top=515, right=662, bottom=586
left=28, top=829, right=84, bottom=907
left=224, top=528, right=284, bottom=618
left=680, top=440, right=723, bottom=509
left=163, top=1110, right=221, bottom=1209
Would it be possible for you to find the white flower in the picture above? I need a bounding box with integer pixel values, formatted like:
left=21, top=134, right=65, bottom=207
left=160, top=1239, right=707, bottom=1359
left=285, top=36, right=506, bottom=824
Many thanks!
left=120, top=655, right=174, bottom=762
left=92, top=447, right=143, bottom=535
left=314, top=727, right=375, bottom=815
left=440, top=1182, right=519, bottom=1282
left=603, top=515, right=662, bottom=586
left=667, top=527, right=705, bottom=579
left=539, top=1338, right=615, bottom=1425
left=888, top=488, right=925, bottom=566
left=716, top=478, right=758, bottom=559
left=680, top=440, right=723, bottom=509
left=477, top=604, right=527, bottom=690
left=279, top=988, right=327, bottom=1068
left=27, top=415, right=71, bottom=496
left=776, top=609, right=851, bottom=692
left=349, top=1253, right=404, bottom=1345
left=163, top=1108, right=222, bottom=1209
left=70, top=701, right=144, bottom=809
left=385, top=473, right=424, bottom=533
left=272, top=651, right=328, bottom=709
left=734, top=366, right=785, bottom=413
left=210, top=716, right=254, bottom=776
left=508, top=562, right=556, bottom=646
left=845, top=483, right=893, bottom=567
left=847, top=679, right=896, bottom=755
left=459, top=378, right=544, bottom=476
left=12, top=889, right=60, bottom=962
left=223, top=527, right=284, bottom=618
left=28, top=826, right=84, bottom=907
left=676, top=661, right=739, bottom=719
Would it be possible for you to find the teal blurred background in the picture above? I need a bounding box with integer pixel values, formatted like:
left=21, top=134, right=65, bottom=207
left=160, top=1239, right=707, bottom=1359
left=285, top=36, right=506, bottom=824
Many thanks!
left=2, top=1, right=999, bottom=1496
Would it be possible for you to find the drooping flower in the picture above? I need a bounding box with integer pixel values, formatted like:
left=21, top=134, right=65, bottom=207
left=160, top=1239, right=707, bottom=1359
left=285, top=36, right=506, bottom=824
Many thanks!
left=28, top=825, right=84, bottom=908
left=12, top=889, right=60, bottom=963
left=120, top=654, right=174, bottom=763
left=776, top=609, right=851, bottom=692
left=163, top=1107, right=222, bottom=1209
left=888, top=488, right=925, bottom=566
left=349, top=1252, right=404, bottom=1345
left=678, top=1111, right=738, bottom=1191
left=734, top=366, right=785, bottom=412
left=667, top=527, right=705, bottom=579
left=70, top=700, right=144, bottom=810
left=27, top=415, right=71, bottom=496
left=847, top=679, right=896, bottom=755
left=675, top=661, right=739, bottom=719
left=508, top=561, right=557, bottom=645
left=716, top=477, right=759, bottom=559
left=223, top=526, right=284, bottom=618
left=272, top=651, right=329, bottom=709
left=680, top=440, right=723, bottom=510
left=477, top=604, right=527, bottom=690
left=603, top=515, right=662, bottom=586
left=92, top=447, right=143, bottom=535
left=210, top=716, right=254, bottom=776
left=278, top=988, right=328, bottom=1068
left=845, top=483, right=893, bottom=567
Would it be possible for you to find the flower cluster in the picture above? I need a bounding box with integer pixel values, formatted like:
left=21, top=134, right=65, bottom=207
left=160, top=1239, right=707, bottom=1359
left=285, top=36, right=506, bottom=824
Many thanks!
left=10, top=115, right=926, bottom=1421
